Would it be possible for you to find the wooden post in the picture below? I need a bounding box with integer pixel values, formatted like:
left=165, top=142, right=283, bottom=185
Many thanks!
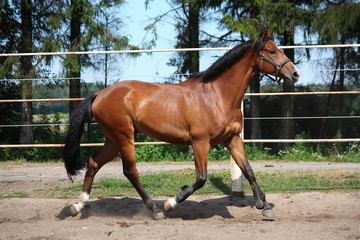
left=230, top=100, right=245, bottom=199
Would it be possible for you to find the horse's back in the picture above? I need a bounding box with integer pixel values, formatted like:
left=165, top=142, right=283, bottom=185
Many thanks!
left=91, top=80, right=199, bottom=144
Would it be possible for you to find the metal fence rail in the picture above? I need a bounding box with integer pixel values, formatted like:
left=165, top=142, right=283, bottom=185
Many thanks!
left=1, top=44, right=359, bottom=57
left=1, top=44, right=360, bottom=148
left=1, top=91, right=360, bottom=103
left=1, top=91, right=360, bottom=148
left=2, top=138, right=360, bottom=149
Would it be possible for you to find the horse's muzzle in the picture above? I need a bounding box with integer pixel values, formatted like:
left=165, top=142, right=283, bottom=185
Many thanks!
left=291, top=70, right=300, bottom=83
left=282, top=69, right=300, bottom=84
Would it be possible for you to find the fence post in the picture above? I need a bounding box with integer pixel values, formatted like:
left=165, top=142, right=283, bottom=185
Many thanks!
left=230, top=99, right=245, bottom=199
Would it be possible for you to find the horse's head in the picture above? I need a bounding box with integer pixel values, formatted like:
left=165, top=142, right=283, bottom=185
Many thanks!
left=256, top=30, right=300, bottom=84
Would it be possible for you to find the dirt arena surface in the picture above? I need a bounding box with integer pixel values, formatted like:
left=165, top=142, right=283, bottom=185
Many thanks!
left=0, top=191, right=359, bottom=240
left=1, top=161, right=360, bottom=239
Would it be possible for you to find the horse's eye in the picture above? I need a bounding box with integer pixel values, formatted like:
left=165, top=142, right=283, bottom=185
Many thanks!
left=269, top=50, right=276, bottom=55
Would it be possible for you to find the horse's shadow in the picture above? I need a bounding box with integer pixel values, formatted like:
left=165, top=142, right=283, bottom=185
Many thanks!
left=57, top=175, right=275, bottom=220
left=56, top=194, right=272, bottom=221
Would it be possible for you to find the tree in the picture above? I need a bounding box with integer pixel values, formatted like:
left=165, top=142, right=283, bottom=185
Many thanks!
left=0, top=0, right=69, bottom=145
left=211, top=0, right=266, bottom=146
left=188, top=0, right=200, bottom=74
left=216, top=0, right=264, bottom=145
left=311, top=1, right=360, bottom=139
left=0, top=0, right=67, bottom=144
left=67, top=0, right=82, bottom=114
left=146, top=0, right=228, bottom=82
left=19, top=0, right=34, bottom=144
left=0, top=0, right=136, bottom=145
left=56, top=0, right=137, bottom=114
left=165, top=0, right=206, bottom=81
left=0, top=1, right=21, bottom=144
left=206, top=0, right=319, bottom=148
left=259, top=0, right=313, bottom=148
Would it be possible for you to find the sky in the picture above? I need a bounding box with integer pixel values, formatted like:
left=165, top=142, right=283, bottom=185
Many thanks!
left=85, top=0, right=229, bottom=85
left=80, top=0, right=321, bottom=86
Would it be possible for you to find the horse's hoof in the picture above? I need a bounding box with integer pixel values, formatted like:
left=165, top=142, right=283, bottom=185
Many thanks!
left=69, top=204, right=80, bottom=217
left=262, top=209, right=276, bottom=220
left=255, top=200, right=264, bottom=209
left=164, top=198, right=177, bottom=212
left=152, top=210, right=167, bottom=220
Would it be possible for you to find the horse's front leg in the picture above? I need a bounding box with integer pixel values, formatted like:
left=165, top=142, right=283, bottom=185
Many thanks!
left=224, top=135, right=275, bottom=218
left=164, top=141, right=209, bottom=211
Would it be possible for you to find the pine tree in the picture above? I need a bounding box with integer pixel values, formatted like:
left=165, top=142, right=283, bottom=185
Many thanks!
left=312, top=1, right=360, bottom=139
left=54, top=0, right=137, bottom=114
left=19, top=0, right=34, bottom=144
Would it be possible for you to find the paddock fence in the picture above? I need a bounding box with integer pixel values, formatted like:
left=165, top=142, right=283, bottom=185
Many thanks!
left=1, top=44, right=360, bottom=149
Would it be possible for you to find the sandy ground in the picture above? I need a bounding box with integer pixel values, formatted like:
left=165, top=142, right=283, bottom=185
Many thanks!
left=0, top=192, right=359, bottom=240
left=1, top=161, right=360, bottom=239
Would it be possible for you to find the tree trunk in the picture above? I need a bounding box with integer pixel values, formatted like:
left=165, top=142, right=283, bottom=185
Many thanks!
left=318, top=54, right=339, bottom=139
left=188, top=1, right=199, bottom=73
left=68, top=0, right=82, bottom=114
left=248, top=3, right=261, bottom=147
left=337, top=38, right=346, bottom=137
left=278, top=28, right=295, bottom=149
left=250, top=74, right=261, bottom=147
left=19, top=0, right=33, bottom=144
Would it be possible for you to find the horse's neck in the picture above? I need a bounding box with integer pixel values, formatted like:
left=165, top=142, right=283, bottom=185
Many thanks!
left=211, top=52, right=256, bottom=110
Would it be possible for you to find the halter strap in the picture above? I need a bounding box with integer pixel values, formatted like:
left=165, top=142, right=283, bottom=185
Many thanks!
left=258, top=50, right=291, bottom=84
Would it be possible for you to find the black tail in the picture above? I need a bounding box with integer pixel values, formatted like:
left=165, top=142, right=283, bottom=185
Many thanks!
left=63, top=93, right=97, bottom=177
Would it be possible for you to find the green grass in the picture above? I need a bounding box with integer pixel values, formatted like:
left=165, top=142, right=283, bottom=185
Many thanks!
left=2, top=191, right=29, bottom=198
left=31, top=170, right=360, bottom=199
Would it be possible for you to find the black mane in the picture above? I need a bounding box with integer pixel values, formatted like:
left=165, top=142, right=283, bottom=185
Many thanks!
left=193, top=33, right=267, bottom=83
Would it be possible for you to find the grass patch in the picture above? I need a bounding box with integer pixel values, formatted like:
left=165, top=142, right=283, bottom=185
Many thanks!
left=34, top=170, right=360, bottom=199
left=2, top=191, right=29, bottom=199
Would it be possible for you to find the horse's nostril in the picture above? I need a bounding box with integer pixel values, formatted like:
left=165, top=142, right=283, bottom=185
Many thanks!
left=293, top=71, right=300, bottom=78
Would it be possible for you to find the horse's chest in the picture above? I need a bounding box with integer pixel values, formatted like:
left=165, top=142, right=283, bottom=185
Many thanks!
left=227, top=110, right=243, bottom=135
left=228, top=121, right=242, bottom=135
left=213, top=110, right=243, bottom=140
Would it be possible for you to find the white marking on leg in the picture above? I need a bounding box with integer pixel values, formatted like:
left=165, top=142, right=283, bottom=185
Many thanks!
left=80, top=192, right=90, bottom=203
left=164, top=197, right=177, bottom=212
left=72, top=201, right=84, bottom=213
left=71, top=192, right=90, bottom=215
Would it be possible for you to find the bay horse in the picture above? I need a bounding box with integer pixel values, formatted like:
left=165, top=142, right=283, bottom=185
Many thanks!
left=63, top=31, right=300, bottom=220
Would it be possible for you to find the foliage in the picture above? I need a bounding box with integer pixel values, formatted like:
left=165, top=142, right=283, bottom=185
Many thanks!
left=57, top=0, right=138, bottom=73
left=244, top=144, right=277, bottom=161
left=135, top=135, right=230, bottom=162
left=22, top=170, right=360, bottom=199
left=0, top=81, right=21, bottom=144
left=242, top=83, right=360, bottom=151
left=1, top=1, right=360, bottom=162
left=135, top=144, right=193, bottom=162
left=1, top=81, right=360, bottom=162
left=311, top=1, right=360, bottom=45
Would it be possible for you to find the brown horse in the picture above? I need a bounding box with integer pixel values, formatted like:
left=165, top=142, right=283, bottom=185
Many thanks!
left=63, top=31, right=300, bottom=220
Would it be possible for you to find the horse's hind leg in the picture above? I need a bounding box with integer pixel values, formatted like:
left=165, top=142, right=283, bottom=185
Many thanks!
left=70, top=138, right=119, bottom=217
left=119, top=142, right=166, bottom=220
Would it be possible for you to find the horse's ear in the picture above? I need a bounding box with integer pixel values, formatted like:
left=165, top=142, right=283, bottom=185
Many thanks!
left=261, top=31, right=268, bottom=41
left=268, top=30, right=274, bottom=38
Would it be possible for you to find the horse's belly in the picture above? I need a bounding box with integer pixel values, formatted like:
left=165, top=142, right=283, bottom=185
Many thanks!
left=134, top=117, right=191, bottom=145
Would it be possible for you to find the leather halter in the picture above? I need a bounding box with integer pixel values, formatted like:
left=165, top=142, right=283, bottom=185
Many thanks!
left=258, top=49, right=291, bottom=85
